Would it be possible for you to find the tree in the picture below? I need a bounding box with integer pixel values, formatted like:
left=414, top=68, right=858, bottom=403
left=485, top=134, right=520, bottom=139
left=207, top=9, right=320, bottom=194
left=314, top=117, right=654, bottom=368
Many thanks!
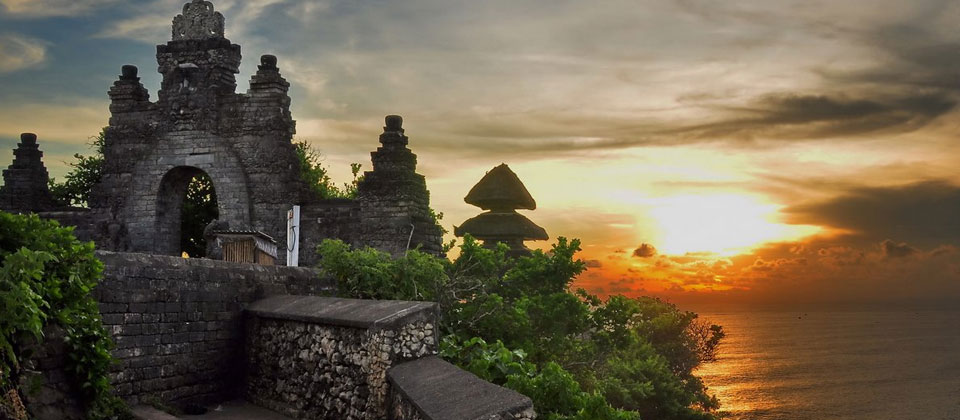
left=294, top=140, right=362, bottom=199
left=48, top=131, right=105, bottom=208
left=316, top=235, right=725, bottom=420
left=180, top=174, right=218, bottom=258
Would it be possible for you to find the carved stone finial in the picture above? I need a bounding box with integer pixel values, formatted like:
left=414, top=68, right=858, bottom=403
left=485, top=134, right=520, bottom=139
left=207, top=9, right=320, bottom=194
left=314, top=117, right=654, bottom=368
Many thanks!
left=172, top=0, right=225, bottom=40
left=121, top=65, right=139, bottom=81
left=20, top=133, right=37, bottom=145
left=385, top=115, right=403, bottom=132
left=260, top=54, right=277, bottom=69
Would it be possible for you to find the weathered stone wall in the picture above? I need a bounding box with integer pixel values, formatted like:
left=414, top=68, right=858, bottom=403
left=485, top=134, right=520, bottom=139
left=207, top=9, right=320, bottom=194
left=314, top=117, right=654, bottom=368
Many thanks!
left=93, top=252, right=332, bottom=406
left=36, top=210, right=95, bottom=242
left=298, top=199, right=361, bottom=267
left=244, top=296, right=438, bottom=420
left=388, top=356, right=536, bottom=420
left=20, top=327, right=85, bottom=420
left=25, top=251, right=332, bottom=419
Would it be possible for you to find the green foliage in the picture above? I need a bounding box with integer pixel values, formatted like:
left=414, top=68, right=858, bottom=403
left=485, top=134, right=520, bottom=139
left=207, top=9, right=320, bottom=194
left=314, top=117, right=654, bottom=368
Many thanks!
left=49, top=130, right=106, bottom=208
left=439, top=336, right=638, bottom=420
left=180, top=174, right=218, bottom=258
left=439, top=336, right=536, bottom=385
left=294, top=140, right=363, bottom=199
left=0, top=212, right=128, bottom=419
left=316, top=240, right=446, bottom=301
left=317, top=235, right=725, bottom=420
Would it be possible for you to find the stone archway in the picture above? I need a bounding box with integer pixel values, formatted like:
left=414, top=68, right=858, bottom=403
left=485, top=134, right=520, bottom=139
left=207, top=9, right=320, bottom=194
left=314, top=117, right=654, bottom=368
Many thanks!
left=155, top=166, right=218, bottom=256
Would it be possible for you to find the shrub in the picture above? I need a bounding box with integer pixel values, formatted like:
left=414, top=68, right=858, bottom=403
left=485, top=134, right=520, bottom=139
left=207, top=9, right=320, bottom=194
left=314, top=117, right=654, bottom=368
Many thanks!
left=317, top=235, right=724, bottom=419
left=0, top=212, right=128, bottom=419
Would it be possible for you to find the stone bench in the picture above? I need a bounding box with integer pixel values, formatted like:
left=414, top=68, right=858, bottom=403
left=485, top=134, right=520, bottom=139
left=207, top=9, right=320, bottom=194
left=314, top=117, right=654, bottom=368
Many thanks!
left=388, top=356, right=535, bottom=420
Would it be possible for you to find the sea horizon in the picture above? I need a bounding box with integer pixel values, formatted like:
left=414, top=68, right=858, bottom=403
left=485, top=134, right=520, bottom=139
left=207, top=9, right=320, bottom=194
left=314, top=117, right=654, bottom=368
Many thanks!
left=690, top=307, right=960, bottom=420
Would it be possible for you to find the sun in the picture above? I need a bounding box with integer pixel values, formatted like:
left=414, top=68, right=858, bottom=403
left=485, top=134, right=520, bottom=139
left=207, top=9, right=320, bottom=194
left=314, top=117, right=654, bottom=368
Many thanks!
left=647, top=194, right=818, bottom=256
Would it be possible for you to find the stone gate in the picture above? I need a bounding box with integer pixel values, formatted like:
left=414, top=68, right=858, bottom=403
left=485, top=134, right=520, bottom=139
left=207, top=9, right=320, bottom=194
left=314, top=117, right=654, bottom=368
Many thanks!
left=0, top=0, right=445, bottom=263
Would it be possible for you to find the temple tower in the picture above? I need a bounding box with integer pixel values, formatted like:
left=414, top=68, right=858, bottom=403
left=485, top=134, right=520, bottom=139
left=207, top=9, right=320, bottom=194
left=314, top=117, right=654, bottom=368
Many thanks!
left=89, top=0, right=306, bottom=256
left=356, top=116, right=443, bottom=256
left=0, top=133, right=56, bottom=213
left=455, top=164, right=548, bottom=256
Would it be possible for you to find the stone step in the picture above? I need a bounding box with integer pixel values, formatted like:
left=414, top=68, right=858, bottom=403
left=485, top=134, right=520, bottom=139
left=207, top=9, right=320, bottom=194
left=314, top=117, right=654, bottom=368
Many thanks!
left=131, top=400, right=293, bottom=420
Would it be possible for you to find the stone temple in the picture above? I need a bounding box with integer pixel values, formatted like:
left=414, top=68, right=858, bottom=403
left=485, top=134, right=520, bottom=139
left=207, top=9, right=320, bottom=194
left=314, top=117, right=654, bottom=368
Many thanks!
left=0, top=1, right=538, bottom=419
left=1, top=0, right=443, bottom=265
left=455, top=164, right=548, bottom=256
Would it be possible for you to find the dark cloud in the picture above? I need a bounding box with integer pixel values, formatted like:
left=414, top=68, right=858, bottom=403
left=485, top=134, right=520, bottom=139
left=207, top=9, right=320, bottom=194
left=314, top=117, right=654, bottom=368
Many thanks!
left=820, top=21, right=960, bottom=93
left=419, top=90, right=955, bottom=159
left=880, top=239, right=918, bottom=259
left=671, top=93, right=955, bottom=142
left=632, top=243, right=657, bottom=258
left=584, top=259, right=603, bottom=268
left=784, top=181, right=960, bottom=248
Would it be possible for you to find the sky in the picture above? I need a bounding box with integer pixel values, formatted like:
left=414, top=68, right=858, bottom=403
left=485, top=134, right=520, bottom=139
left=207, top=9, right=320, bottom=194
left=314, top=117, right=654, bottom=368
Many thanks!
left=1, top=0, right=958, bottom=308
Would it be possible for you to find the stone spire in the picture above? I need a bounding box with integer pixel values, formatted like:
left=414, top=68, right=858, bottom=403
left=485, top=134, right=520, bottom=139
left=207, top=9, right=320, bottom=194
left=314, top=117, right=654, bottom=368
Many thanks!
left=368, top=115, right=417, bottom=174
left=455, top=164, right=548, bottom=256
left=0, top=133, right=56, bottom=212
left=357, top=116, right=443, bottom=256
left=172, top=0, right=225, bottom=40
left=108, top=65, right=152, bottom=121
left=248, top=55, right=291, bottom=97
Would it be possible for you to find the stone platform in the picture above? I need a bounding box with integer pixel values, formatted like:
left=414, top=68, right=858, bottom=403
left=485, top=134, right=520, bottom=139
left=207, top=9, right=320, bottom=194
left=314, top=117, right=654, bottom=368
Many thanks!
left=132, top=400, right=293, bottom=420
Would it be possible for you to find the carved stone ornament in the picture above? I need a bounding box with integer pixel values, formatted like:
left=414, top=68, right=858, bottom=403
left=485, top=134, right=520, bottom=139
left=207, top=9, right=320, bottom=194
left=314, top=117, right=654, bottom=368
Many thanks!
left=172, top=0, right=225, bottom=40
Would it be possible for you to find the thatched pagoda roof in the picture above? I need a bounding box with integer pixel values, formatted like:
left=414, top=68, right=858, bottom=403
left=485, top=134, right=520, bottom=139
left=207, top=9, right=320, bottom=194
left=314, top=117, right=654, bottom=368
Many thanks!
left=464, top=164, right=536, bottom=211
left=454, top=211, right=548, bottom=241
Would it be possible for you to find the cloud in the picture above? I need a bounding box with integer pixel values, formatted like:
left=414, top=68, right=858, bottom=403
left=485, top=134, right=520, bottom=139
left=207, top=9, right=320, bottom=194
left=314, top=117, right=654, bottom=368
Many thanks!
left=671, top=93, right=956, bottom=142
left=584, top=259, right=603, bottom=268
left=633, top=243, right=658, bottom=258
left=71, top=0, right=960, bottom=164
left=819, top=20, right=960, bottom=94
left=880, top=240, right=918, bottom=259
left=582, top=232, right=960, bottom=307
left=0, top=33, right=47, bottom=73
left=784, top=181, right=960, bottom=247
left=92, top=0, right=292, bottom=44
left=91, top=12, right=173, bottom=44
left=0, top=0, right=117, bottom=17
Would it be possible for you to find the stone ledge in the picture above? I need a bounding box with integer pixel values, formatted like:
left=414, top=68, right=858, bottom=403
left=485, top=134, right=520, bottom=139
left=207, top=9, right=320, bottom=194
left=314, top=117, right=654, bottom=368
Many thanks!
left=388, top=356, right=534, bottom=420
left=95, top=251, right=321, bottom=277
left=245, top=295, right=437, bottom=329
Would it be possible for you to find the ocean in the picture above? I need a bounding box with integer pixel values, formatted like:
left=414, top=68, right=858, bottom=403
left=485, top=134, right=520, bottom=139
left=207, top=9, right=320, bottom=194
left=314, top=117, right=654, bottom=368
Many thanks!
left=693, top=310, right=960, bottom=420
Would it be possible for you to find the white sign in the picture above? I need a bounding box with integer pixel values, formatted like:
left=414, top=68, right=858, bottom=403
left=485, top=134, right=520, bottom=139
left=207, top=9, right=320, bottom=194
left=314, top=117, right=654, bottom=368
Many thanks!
left=286, top=205, right=300, bottom=267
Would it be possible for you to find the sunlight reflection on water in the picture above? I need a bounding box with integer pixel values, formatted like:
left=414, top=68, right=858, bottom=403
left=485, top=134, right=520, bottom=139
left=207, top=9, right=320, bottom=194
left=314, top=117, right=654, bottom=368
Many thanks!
left=693, top=310, right=960, bottom=420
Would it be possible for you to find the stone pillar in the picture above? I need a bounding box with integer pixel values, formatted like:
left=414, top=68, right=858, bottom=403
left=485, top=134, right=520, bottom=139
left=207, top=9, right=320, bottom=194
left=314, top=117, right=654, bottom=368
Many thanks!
left=357, top=116, right=443, bottom=256
left=0, top=133, right=56, bottom=213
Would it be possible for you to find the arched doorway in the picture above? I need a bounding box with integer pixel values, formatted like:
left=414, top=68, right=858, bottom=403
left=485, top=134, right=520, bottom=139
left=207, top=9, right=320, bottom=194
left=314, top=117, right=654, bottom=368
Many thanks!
left=156, top=166, right=219, bottom=257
